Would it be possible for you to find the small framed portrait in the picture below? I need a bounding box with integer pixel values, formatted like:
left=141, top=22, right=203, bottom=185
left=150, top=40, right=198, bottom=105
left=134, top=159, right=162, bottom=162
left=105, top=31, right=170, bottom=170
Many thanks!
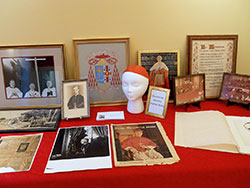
left=0, top=107, right=61, bottom=133
left=138, top=50, right=180, bottom=101
left=174, top=74, right=206, bottom=106
left=0, top=44, right=65, bottom=109
left=62, top=79, right=90, bottom=119
left=45, top=125, right=112, bottom=173
left=145, top=86, right=170, bottom=119
left=187, top=35, right=238, bottom=98
left=111, top=122, right=180, bottom=167
left=219, top=73, right=250, bottom=104
left=73, top=37, right=130, bottom=106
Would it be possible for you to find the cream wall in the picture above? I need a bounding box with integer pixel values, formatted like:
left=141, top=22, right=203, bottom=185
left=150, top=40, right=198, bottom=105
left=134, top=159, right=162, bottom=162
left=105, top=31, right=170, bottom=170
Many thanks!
left=0, top=0, right=249, bottom=79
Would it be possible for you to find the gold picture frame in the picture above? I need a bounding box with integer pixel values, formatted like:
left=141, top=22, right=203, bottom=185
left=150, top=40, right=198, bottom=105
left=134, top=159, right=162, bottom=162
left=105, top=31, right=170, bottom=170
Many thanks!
left=73, top=37, right=130, bottom=107
left=0, top=44, right=66, bottom=109
left=145, top=86, right=170, bottom=119
left=187, top=35, right=238, bottom=99
left=138, top=50, right=180, bottom=101
left=111, top=122, right=180, bottom=167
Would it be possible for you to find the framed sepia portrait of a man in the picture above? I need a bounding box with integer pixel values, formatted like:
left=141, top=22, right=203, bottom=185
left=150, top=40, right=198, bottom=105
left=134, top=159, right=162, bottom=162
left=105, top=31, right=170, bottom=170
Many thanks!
left=0, top=44, right=65, bottom=109
left=111, top=122, right=180, bottom=167
left=138, top=50, right=180, bottom=101
left=62, top=79, right=90, bottom=119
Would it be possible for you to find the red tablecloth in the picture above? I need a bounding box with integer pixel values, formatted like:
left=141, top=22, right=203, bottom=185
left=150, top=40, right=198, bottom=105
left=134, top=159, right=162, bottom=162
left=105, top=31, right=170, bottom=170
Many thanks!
left=0, top=100, right=250, bottom=188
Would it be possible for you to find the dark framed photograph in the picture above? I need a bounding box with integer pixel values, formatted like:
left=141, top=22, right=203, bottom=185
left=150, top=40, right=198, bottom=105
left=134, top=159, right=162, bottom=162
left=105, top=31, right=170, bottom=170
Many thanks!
left=219, top=73, right=250, bottom=104
left=111, top=122, right=179, bottom=167
left=73, top=37, right=130, bottom=106
left=145, top=86, right=170, bottom=119
left=0, top=44, right=65, bottom=109
left=45, top=125, right=112, bottom=173
left=174, top=74, right=205, bottom=106
left=0, top=107, right=60, bottom=133
left=187, top=35, right=238, bottom=98
left=62, top=79, right=90, bottom=119
left=138, top=50, right=180, bottom=101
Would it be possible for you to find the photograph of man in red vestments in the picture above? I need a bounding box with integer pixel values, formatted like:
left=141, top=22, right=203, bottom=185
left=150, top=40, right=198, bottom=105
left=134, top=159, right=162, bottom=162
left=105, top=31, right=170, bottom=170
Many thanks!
left=121, top=128, right=163, bottom=161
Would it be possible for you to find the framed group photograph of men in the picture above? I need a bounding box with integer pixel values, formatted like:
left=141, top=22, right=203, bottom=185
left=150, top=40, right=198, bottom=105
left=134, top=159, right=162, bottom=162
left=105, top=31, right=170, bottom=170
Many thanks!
left=0, top=44, right=65, bottom=109
left=73, top=37, right=130, bottom=106
left=173, top=74, right=205, bottom=106
left=62, top=79, right=90, bottom=119
left=138, top=50, right=180, bottom=101
left=219, top=73, right=250, bottom=104
left=187, top=35, right=238, bottom=99
left=111, top=122, right=180, bottom=167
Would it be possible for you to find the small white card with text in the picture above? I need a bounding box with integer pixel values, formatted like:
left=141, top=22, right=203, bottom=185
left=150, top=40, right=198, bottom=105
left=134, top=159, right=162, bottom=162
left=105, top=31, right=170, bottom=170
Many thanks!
left=96, top=111, right=125, bottom=121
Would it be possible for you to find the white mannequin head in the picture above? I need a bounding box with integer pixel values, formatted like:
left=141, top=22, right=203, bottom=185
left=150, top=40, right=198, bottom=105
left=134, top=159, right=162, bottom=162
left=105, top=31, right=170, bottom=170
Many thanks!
left=122, top=65, right=149, bottom=114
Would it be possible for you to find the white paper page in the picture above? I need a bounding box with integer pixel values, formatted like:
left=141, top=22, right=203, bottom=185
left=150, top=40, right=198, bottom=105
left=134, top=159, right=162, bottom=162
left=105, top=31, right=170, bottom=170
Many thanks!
left=226, top=116, right=250, bottom=154
left=45, top=156, right=112, bottom=173
left=148, top=89, right=167, bottom=115
left=96, top=111, right=124, bottom=121
left=175, top=111, right=237, bottom=149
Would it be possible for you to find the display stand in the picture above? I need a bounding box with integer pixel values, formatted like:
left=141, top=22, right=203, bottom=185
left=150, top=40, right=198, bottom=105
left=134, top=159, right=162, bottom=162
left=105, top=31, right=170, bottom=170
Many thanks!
left=185, top=101, right=201, bottom=111
left=226, top=100, right=249, bottom=110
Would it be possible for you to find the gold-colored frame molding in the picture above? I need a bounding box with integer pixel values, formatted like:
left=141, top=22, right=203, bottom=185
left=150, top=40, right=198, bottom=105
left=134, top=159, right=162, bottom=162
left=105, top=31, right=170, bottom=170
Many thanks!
left=73, top=37, right=130, bottom=107
left=145, top=86, right=170, bottom=119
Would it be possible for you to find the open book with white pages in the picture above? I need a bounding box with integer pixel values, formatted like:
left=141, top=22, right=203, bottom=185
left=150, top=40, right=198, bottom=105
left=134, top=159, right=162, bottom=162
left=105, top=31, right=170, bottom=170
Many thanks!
left=175, top=111, right=250, bottom=154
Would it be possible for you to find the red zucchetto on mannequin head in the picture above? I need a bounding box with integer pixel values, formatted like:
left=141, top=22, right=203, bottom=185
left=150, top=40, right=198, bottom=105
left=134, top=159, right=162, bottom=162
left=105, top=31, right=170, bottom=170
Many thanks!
left=123, top=65, right=150, bottom=80
left=122, top=65, right=149, bottom=114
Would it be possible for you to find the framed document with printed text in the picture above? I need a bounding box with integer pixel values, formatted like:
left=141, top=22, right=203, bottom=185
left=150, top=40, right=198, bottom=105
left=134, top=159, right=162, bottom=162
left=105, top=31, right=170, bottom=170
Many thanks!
left=187, top=35, right=238, bottom=98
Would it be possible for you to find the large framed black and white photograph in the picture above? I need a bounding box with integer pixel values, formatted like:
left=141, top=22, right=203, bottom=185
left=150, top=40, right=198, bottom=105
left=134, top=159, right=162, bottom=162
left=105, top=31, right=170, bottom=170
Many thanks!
left=138, top=50, right=180, bottom=101
left=187, top=35, right=238, bottom=99
left=73, top=37, right=130, bottom=106
left=62, top=79, right=90, bottom=119
left=111, top=122, right=180, bottom=167
left=44, top=125, right=112, bottom=173
left=0, top=44, right=65, bottom=109
left=0, top=107, right=60, bottom=133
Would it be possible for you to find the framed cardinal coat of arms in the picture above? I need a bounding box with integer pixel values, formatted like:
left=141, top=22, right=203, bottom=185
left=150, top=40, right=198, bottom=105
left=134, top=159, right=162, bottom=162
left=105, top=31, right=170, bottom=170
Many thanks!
left=73, top=38, right=130, bottom=106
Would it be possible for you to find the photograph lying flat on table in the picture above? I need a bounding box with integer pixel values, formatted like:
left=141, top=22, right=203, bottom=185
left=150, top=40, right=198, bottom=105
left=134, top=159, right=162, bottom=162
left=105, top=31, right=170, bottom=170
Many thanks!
left=45, top=125, right=112, bottom=173
left=111, top=122, right=179, bottom=167
left=62, top=79, right=90, bottom=119
left=0, top=107, right=61, bottom=133
left=0, top=44, right=65, bottom=109
left=0, top=134, right=42, bottom=173
left=174, top=74, right=205, bottom=106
